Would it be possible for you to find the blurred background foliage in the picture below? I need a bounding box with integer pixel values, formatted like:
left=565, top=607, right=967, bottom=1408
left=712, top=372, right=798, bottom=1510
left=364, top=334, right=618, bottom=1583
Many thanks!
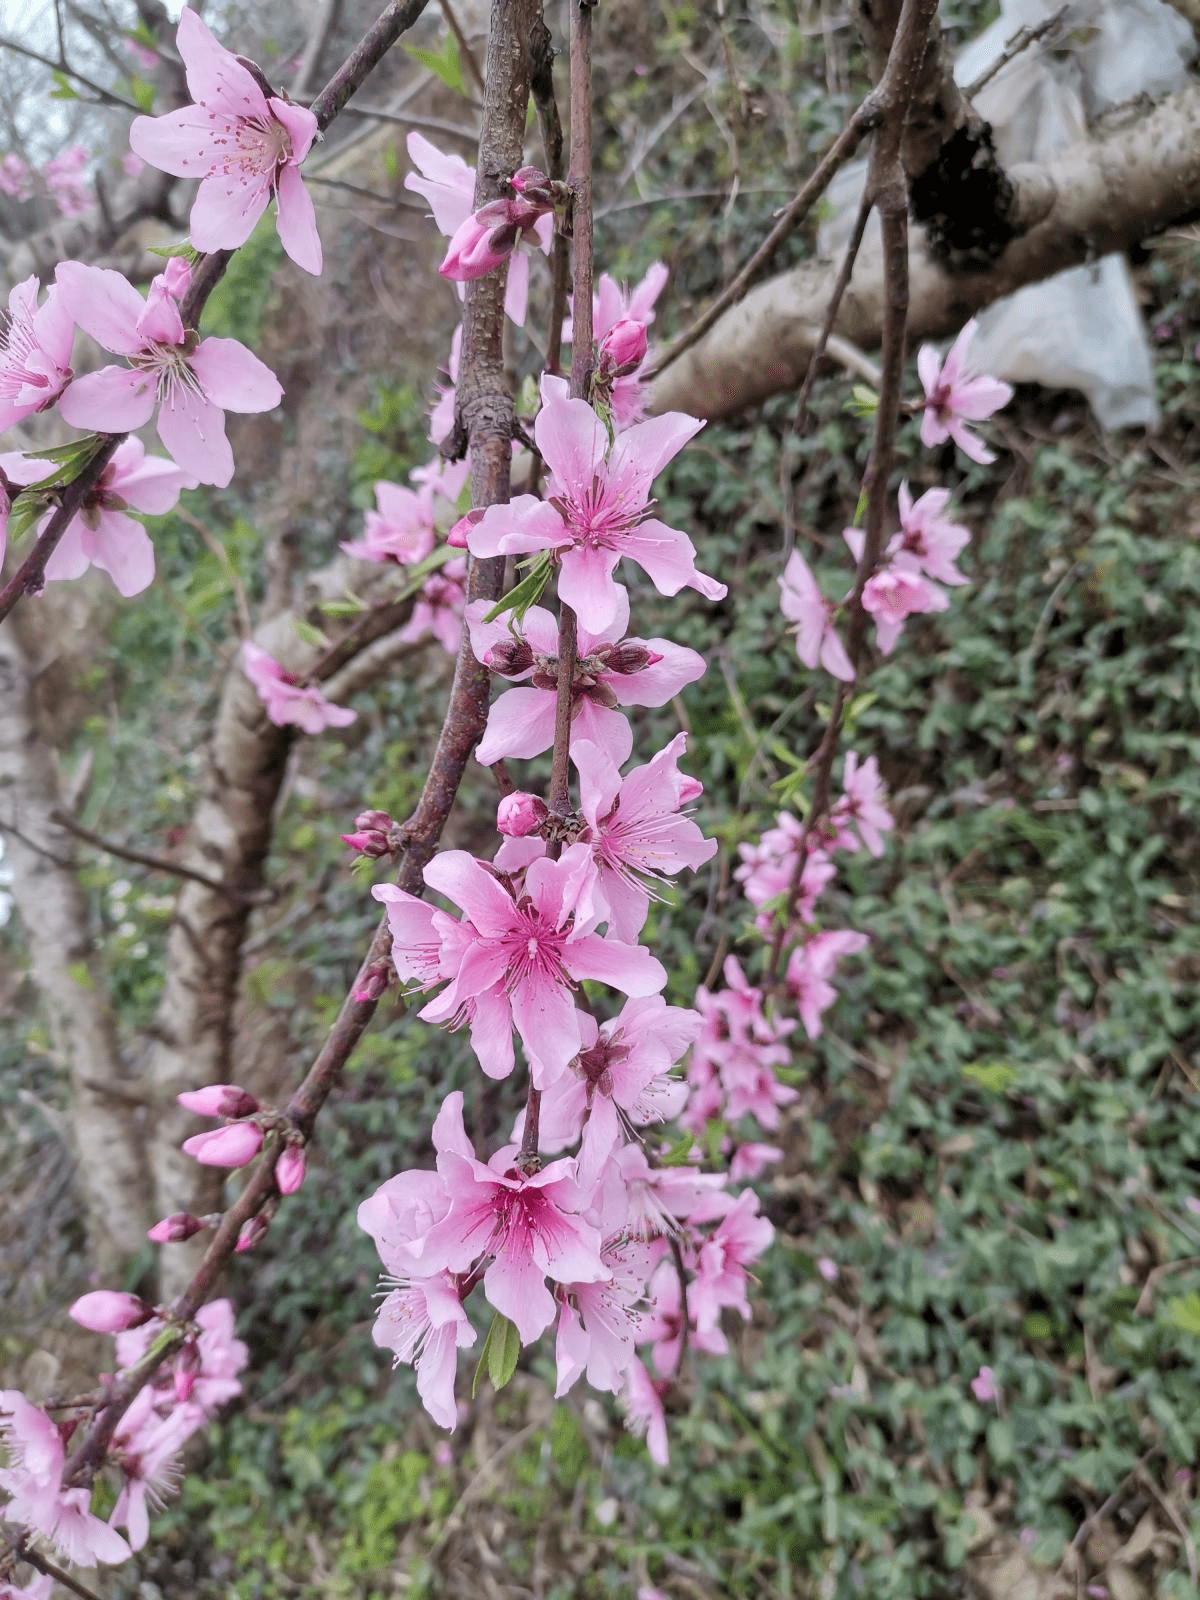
left=2, top=0, right=1200, bottom=1596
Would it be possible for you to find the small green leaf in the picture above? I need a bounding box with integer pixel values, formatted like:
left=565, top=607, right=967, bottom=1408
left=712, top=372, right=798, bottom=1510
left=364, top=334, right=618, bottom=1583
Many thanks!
left=20, top=435, right=106, bottom=492
left=5, top=493, right=52, bottom=545
left=846, top=384, right=878, bottom=418
left=484, top=553, right=552, bottom=624
left=66, top=962, right=94, bottom=991
left=472, top=1311, right=521, bottom=1397
left=1165, top=1292, right=1200, bottom=1336
left=403, top=33, right=465, bottom=95
left=381, top=143, right=399, bottom=181
left=129, top=76, right=155, bottom=112
left=319, top=596, right=367, bottom=618
left=962, top=1061, right=1020, bottom=1094
left=147, top=242, right=201, bottom=262
left=50, top=70, right=79, bottom=100
left=851, top=488, right=868, bottom=528
left=293, top=618, right=329, bottom=648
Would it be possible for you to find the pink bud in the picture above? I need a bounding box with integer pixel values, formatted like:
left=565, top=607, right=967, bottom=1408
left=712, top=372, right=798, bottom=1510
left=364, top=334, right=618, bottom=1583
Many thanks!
left=352, top=962, right=391, bottom=1004
left=275, top=1144, right=306, bottom=1195
left=177, top=1083, right=259, bottom=1118
left=147, top=1212, right=205, bottom=1243
left=235, top=1214, right=269, bottom=1253
left=447, top=507, right=484, bottom=548
left=355, top=808, right=392, bottom=833
left=340, top=829, right=390, bottom=857
left=68, top=1290, right=153, bottom=1333
left=510, top=164, right=550, bottom=197
left=162, top=256, right=192, bottom=300
left=599, top=317, right=648, bottom=374
left=439, top=210, right=516, bottom=281
left=496, top=791, right=548, bottom=838
left=181, top=1121, right=263, bottom=1168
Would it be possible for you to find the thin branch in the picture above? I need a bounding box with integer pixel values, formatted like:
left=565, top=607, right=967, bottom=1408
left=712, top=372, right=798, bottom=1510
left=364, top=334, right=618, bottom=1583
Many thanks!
left=339, top=104, right=479, bottom=141
left=645, top=102, right=880, bottom=381
left=19, top=1544, right=107, bottom=1600
left=441, top=0, right=486, bottom=95
left=309, top=0, right=435, bottom=131
left=0, top=437, right=124, bottom=627
left=961, top=5, right=1067, bottom=99
left=49, top=810, right=262, bottom=901
left=530, top=11, right=570, bottom=377
left=291, top=0, right=342, bottom=98
left=0, top=34, right=141, bottom=110
left=792, top=185, right=874, bottom=435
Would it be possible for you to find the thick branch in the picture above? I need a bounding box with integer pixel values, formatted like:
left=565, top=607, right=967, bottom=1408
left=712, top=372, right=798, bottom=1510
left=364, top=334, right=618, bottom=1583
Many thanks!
left=649, top=80, right=1200, bottom=423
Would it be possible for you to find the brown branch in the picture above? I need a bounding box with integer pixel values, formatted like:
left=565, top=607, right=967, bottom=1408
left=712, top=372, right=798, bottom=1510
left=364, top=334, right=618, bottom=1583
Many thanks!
left=0, top=33, right=141, bottom=110
left=645, top=105, right=879, bottom=382
left=441, top=0, right=486, bottom=96
left=530, top=11, right=570, bottom=376
left=0, top=438, right=123, bottom=627
left=49, top=810, right=264, bottom=902
left=310, top=0, right=435, bottom=130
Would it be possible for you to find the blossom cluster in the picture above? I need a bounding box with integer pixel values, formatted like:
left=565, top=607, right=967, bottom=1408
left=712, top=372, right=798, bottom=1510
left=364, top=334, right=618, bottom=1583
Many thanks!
left=0, top=145, right=92, bottom=218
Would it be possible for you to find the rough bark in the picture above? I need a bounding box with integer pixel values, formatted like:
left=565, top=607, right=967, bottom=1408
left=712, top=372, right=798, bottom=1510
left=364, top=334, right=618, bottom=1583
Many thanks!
left=649, top=79, right=1200, bottom=423
left=0, top=608, right=152, bottom=1270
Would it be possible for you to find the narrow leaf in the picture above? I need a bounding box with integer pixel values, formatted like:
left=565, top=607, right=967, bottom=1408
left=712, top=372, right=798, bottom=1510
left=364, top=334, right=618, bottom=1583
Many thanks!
left=487, top=1313, right=521, bottom=1392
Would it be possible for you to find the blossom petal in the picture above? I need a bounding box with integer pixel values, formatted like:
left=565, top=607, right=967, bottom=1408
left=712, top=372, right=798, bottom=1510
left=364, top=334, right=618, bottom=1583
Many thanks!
left=189, top=337, right=283, bottom=413
left=275, top=161, right=323, bottom=275
left=156, top=382, right=234, bottom=487
left=484, top=1252, right=556, bottom=1344
left=189, top=170, right=272, bottom=251
left=535, top=394, right=607, bottom=499
left=54, top=261, right=145, bottom=355
left=177, top=5, right=270, bottom=120
left=128, top=106, right=238, bottom=177
left=563, top=933, right=666, bottom=997
left=476, top=687, right=557, bottom=764
left=57, top=365, right=156, bottom=432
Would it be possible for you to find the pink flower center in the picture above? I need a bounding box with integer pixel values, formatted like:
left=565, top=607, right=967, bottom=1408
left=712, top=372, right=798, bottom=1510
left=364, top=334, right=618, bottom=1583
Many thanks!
left=211, top=112, right=294, bottom=181
left=548, top=472, right=651, bottom=552
left=501, top=896, right=570, bottom=991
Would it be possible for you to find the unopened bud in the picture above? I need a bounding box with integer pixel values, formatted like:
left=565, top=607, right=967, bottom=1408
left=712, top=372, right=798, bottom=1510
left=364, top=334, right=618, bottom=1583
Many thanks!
left=182, top=1120, right=263, bottom=1168
left=601, top=643, right=660, bottom=676
left=177, top=1083, right=259, bottom=1118
left=235, top=1214, right=269, bottom=1253
left=598, top=317, right=648, bottom=376
left=487, top=638, right=535, bottom=677
left=352, top=961, right=392, bottom=1004
left=275, top=1144, right=306, bottom=1196
left=340, top=828, right=390, bottom=858
left=355, top=809, right=392, bottom=833
left=497, top=791, right=548, bottom=838
left=510, top=165, right=551, bottom=199
left=447, top=507, right=484, bottom=548
left=69, top=1291, right=154, bottom=1334
left=147, top=1212, right=205, bottom=1244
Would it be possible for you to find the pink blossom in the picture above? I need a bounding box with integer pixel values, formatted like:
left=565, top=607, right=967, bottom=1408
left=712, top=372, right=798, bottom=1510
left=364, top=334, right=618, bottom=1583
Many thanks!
left=147, top=1212, right=205, bottom=1243
left=917, top=319, right=1013, bottom=464
left=399, top=556, right=468, bottom=656
left=341, top=481, right=436, bottom=565
left=429, top=324, right=462, bottom=445
left=55, top=260, right=282, bottom=487
left=829, top=751, right=893, bottom=858
left=590, top=1140, right=730, bottom=1241
left=894, top=480, right=970, bottom=585
left=3, top=437, right=194, bottom=598
left=415, top=848, right=667, bottom=1085
left=843, top=527, right=949, bottom=655
left=526, top=995, right=699, bottom=1181
left=43, top=144, right=91, bottom=217
left=598, top=317, right=647, bottom=374
left=129, top=7, right=322, bottom=273
left=685, top=956, right=797, bottom=1133
left=369, top=1273, right=476, bottom=1429
left=68, top=1291, right=152, bottom=1333
left=466, top=591, right=706, bottom=770
left=564, top=734, right=717, bottom=940
left=0, top=1391, right=131, bottom=1567
left=785, top=929, right=869, bottom=1040
left=181, top=1119, right=263, bottom=1167
left=440, top=187, right=554, bottom=285
left=728, top=1142, right=783, bottom=1183
left=689, top=1190, right=774, bottom=1333
left=0, top=153, right=31, bottom=199
left=467, top=375, right=723, bottom=634
left=405, top=134, right=550, bottom=327
left=115, top=1300, right=246, bottom=1417
left=778, top=550, right=854, bottom=681
left=0, top=276, right=74, bottom=431
left=640, top=1256, right=727, bottom=1377
left=240, top=641, right=357, bottom=734
left=107, top=1387, right=197, bottom=1551
left=970, top=1365, right=999, bottom=1404
left=735, top=814, right=834, bottom=934
left=413, top=1091, right=609, bottom=1344
left=555, top=1238, right=653, bottom=1396
left=620, top=1358, right=670, bottom=1464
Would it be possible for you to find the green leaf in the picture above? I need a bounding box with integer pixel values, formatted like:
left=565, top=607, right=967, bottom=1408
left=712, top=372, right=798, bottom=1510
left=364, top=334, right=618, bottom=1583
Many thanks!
left=851, top=487, right=868, bottom=528
left=962, top=1061, right=1020, bottom=1094
left=50, top=70, right=79, bottom=100
left=129, top=76, right=155, bottom=112
left=403, top=33, right=465, bottom=95
left=147, top=242, right=200, bottom=262
left=472, top=1312, right=521, bottom=1397
left=21, top=435, right=106, bottom=492
left=1165, top=1292, right=1200, bottom=1336
left=5, top=492, right=53, bottom=546
left=846, top=384, right=878, bottom=418
left=292, top=618, right=329, bottom=648
left=484, top=553, right=552, bottom=624
left=66, top=962, right=94, bottom=991
left=380, top=143, right=399, bottom=181
left=318, top=596, right=367, bottom=618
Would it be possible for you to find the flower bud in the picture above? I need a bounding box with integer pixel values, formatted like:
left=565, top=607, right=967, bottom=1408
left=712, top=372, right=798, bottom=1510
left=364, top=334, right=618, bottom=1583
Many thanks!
left=447, top=507, right=484, bottom=548
left=601, top=643, right=661, bottom=676
left=496, top=791, right=548, bottom=838
left=355, top=809, right=392, bottom=833
left=69, top=1291, right=154, bottom=1333
left=510, top=165, right=551, bottom=199
left=440, top=210, right=516, bottom=281
left=182, top=1121, right=263, bottom=1168
left=598, top=317, right=648, bottom=376
left=235, top=1214, right=269, bottom=1253
left=275, top=1144, right=306, bottom=1196
left=352, top=961, right=391, bottom=1004
left=487, top=638, right=536, bottom=677
left=147, top=1212, right=205, bottom=1244
left=177, top=1083, right=259, bottom=1118
left=340, top=828, right=390, bottom=858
